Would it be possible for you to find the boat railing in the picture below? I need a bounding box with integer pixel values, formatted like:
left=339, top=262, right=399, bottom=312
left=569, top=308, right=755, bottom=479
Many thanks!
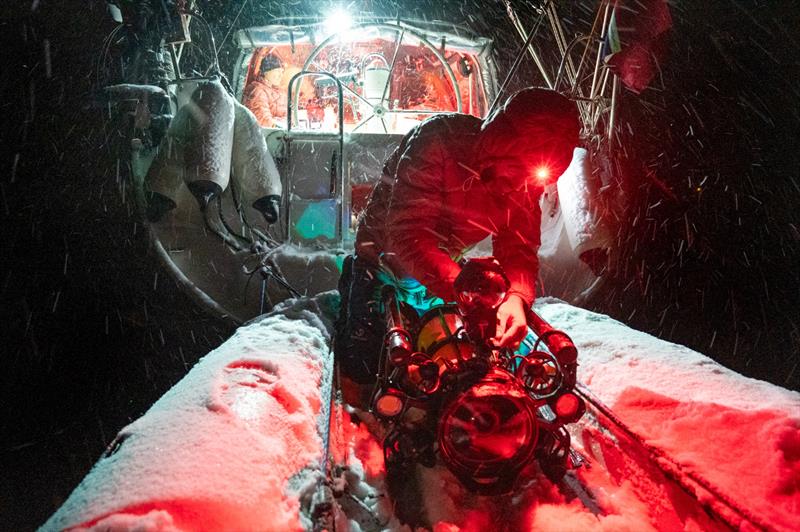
left=284, top=71, right=347, bottom=246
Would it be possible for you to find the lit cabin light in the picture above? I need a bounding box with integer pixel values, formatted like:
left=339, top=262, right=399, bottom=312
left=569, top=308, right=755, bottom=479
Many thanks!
left=324, top=8, right=352, bottom=34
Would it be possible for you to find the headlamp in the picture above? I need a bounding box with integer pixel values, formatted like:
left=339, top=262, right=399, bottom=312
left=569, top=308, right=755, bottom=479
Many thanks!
left=534, top=165, right=551, bottom=184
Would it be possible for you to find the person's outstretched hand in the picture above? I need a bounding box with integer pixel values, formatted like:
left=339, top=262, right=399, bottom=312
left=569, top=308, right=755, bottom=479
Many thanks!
left=493, top=293, right=528, bottom=348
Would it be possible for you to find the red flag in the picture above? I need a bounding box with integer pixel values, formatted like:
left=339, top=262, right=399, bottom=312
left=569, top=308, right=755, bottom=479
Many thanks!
left=604, top=0, right=672, bottom=93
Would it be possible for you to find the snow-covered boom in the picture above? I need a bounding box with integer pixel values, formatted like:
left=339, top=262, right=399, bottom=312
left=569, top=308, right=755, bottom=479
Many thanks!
left=372, top=257, right=584, bottom=493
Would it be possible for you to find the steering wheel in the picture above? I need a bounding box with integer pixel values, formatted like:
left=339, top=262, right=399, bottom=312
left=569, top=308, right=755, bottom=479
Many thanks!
left=301, top=22, right=463, bottom=133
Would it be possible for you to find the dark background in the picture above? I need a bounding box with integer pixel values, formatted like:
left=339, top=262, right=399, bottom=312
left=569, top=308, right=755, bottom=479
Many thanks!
left=0, top=1, right=798, bottom=529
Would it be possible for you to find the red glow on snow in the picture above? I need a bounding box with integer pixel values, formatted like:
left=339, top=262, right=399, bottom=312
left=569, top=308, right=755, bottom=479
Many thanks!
left=68, top=499, right=272, bottom=531
left=433, top=509, right=493, bottom=532
left=353, top=423, right=386, bottom=478
left=613, top=386, right=800, bottom=524
left=329, top=404, right=386, bottom=479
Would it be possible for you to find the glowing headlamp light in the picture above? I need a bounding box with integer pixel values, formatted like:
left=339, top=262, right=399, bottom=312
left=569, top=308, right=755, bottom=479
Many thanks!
left=534, top=165, right=551, bottom=184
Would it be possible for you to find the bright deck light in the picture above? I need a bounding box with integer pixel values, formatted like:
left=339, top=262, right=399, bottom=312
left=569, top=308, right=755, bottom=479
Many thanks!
left=324, top=8, right=352, bottom=34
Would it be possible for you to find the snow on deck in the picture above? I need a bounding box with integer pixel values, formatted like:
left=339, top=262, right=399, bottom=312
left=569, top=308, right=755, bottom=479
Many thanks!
left=42, top=296, right=338, bottom=532
left=334, top=300, right=800, bottom=530
left=538, top=299, right=800, bottom=531
left=42, top=297, right=799, bottom=531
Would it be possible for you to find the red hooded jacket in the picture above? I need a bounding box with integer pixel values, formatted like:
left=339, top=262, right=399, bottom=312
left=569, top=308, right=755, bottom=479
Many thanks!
left=355, top=113, right=542, bottom=304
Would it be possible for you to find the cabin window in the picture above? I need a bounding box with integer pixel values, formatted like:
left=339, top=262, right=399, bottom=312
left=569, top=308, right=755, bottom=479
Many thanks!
left=240, top=35, right=487, bottom=134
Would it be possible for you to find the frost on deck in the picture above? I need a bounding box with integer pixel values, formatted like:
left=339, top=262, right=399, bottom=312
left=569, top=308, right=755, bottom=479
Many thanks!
left=538, top=300, right=800, bottom=532
left=43, top=298, right=800, bottom=531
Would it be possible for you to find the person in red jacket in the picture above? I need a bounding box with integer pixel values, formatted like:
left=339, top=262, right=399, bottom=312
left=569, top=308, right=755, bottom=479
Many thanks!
left=335, top=87, right=580, bottom=387
left=243, top=53, right=287, bottom=128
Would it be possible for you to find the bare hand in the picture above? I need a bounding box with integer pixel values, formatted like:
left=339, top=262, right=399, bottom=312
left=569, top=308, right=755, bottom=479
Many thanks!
left=493, top=294, right=529, bottom=348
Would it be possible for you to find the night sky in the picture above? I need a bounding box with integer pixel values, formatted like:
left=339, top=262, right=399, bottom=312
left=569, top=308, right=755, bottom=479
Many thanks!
left=0, top=1, right=798, bottom=529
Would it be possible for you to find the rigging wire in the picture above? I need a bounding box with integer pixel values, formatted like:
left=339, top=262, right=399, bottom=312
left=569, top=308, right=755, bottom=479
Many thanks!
left=261, top=263, right=302, bottom=298
left=259, top=277, right=269, bottom=314
left=97, top=24, right=125, bottom=88
left=553, top=36, right=592, bottom=92
left=227, top=172, right=275, bottom=248
left=242, top=245, right=302, bottom=303
left=202, top=203, right=247, bottom=251
left=487, top=1, right=551, bottom=117
left=180, top=9, right=220, bottom=75
left=219, top=0, right=251, bottom=53
left=243, top=264, right=261, bottom=304
left=215, top=194, right=252, bottom=245
left=209, top=199, right=299, bottom=302
left=502, top=0, right=553, bottom=89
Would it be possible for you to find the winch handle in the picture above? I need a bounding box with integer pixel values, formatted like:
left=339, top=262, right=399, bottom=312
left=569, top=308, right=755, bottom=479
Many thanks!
left=526, top=309, right=578, bottom=367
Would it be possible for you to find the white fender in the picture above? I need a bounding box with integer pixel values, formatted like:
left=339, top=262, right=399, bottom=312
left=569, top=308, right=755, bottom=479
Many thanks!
left=142, top=109, right=191, bottom=221
left=181, top=79, right=235, bottom=209
left=231, top=100, right=282, bottom=223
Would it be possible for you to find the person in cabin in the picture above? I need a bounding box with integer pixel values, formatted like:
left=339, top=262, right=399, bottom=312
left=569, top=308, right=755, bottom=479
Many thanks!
left=334, top=87, right=581, bottom=398
left=243, top=53, right=287, bottom=128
